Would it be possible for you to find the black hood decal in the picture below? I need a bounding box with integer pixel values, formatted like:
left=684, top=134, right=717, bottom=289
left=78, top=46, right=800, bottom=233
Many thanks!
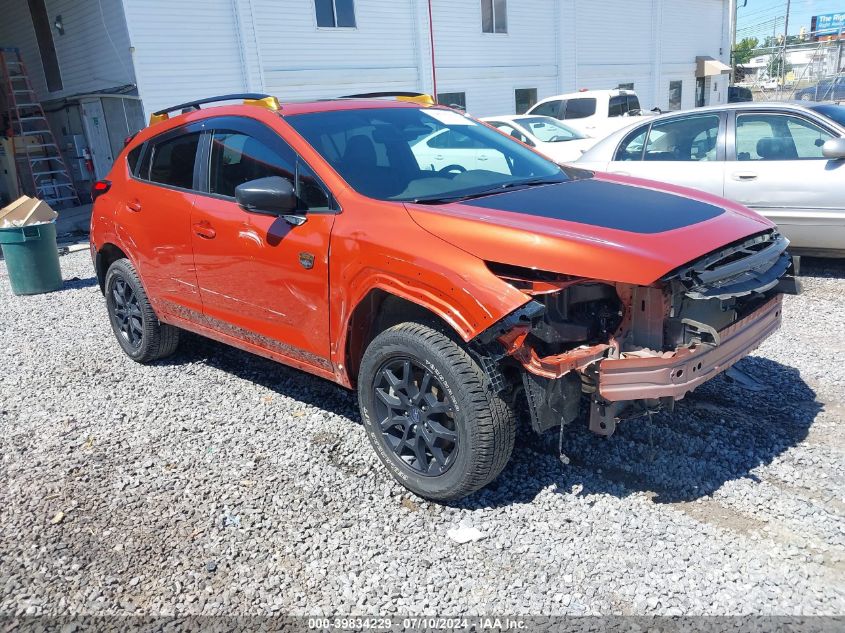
left=463, top=179, right=725, bottom=234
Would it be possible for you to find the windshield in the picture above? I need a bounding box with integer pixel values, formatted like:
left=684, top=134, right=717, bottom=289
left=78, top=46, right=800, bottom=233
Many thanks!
left=809, top=104, right=845, bottom=127
left=516, top=117, right=585, bottom=142
left=286, top=107, right=565, bottom=202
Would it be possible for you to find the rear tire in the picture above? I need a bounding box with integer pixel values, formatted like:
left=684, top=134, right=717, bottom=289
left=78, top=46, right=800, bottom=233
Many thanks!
left=358, top=322, right=516, bottom=501
left=105, top=258, right=180, bottom=363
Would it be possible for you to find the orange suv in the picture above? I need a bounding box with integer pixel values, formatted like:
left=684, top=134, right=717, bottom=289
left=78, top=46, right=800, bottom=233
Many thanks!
left=90, top=92, right=797, bottom=500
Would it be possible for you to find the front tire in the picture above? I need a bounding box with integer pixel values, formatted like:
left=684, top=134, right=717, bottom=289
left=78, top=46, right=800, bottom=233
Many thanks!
left=105, top=258, right=180, bottom=363
left=358, top=322, right=516, bottom=501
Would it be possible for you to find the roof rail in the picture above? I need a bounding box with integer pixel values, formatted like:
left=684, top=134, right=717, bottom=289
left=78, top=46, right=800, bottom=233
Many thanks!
left=340, top=91, right=436, bottom=106
left=149, top=93, right=280, bottom=125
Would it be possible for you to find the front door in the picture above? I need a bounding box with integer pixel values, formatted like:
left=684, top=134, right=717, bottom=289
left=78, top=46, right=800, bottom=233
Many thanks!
left=115, top=126, right=204, bottom=316
left=189, top=118, right=336, bottom=371
left=723, top=110, right=845, bottom=251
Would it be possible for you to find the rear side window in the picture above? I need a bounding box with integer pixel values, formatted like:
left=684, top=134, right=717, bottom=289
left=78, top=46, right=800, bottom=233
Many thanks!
left=615, top=126, right=649, bottom=161
left=530, top=100, right=562, bottom=118
left=149, top=133, right=201, bottom=189
left=127, top=145, right=143, bottom=174
left=209, top=131, right=296, bottom=198
left=563, top=98, right=596, bottom=120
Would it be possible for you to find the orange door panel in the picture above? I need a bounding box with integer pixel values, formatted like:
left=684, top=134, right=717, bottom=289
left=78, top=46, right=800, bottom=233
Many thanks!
left=116, top=178, right=202, bottom=316
left=190, top=196, right=335, bottom=372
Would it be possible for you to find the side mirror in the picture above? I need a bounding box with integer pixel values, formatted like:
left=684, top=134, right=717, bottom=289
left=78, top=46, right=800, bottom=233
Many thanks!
left=235, top=176, right=297, bottom=216
left=822, top=138, right=845, bottom=160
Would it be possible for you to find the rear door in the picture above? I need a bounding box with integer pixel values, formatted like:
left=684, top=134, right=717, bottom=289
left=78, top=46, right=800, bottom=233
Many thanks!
left=116, top=124, right=204, bottom=316
left=189, top=116, right=337, bottom=371
left=723, top=109, right=845, bottom=251
left=603, top=112, right=727, bottom=196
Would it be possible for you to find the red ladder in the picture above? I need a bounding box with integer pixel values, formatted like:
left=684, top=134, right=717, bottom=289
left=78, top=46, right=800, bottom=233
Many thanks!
left=0, top=47, right=79, bottom=207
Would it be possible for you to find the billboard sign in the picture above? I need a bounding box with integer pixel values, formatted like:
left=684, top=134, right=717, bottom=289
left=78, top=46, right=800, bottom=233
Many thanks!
left=813, top=12, right=845, bottom=37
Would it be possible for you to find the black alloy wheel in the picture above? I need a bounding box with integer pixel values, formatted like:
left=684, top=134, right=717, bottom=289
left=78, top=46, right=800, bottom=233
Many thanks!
left=373, top=357, right=459, bottom=476
left=110, top=276, right=144, bottom=349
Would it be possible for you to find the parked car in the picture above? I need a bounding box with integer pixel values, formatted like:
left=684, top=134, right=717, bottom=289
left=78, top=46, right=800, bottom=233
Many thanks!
left=577, top=102, right=845, bottom=256
left=91, top=92, right=796, bottom=501
left=411, top=127, right=510, bottom=174
left=806, top=103, right=845, bottom=127
left=526, top=89, right=656, bottom=137
left=728, top=86, right=753, bottom=103
left=481, top=115, right=596, bottom=163
left=794, top=75, right=845, bottom=102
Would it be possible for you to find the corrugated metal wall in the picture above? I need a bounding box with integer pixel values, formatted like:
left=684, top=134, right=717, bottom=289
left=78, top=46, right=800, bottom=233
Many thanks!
left=121, top=0, right=249, bottom=117
left=118, top=0, right=729, bottom=119
left=3, top=0, right=730, bottom=126
left=0, top=0, right=135, bottom=100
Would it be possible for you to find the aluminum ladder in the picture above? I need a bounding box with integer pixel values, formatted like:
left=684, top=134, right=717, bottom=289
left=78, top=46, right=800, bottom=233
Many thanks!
left=0, top=47, right=79, bottom=206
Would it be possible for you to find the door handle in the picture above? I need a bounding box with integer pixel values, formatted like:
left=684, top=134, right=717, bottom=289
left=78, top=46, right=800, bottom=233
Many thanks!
left=732, top=171, right=758, bottom=181
left=478, top=155, right=489, bottom=161
left=126, top=200, right=142, bottom=212
left=434, top=154, right=444, bottom=160
left=192, top=223, right=216, bottom=239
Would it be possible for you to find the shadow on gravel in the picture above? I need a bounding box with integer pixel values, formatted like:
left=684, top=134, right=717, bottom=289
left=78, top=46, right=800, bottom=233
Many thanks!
left=463, top=356, right=822, bottom=508
left=62, top=275, right=99, bottom=290
left=158, top=332, right=360, bottom=420
left=158, top=333, right=821, bottom=508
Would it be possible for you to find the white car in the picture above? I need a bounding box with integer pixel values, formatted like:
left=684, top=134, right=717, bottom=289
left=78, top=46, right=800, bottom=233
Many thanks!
left=411, top=127, right=510, bottom=175
left=576, top=102, right=845, bottom=256
left=526, top=89, right=657, bottom=138
left=481, top=115, right=596, bottom=163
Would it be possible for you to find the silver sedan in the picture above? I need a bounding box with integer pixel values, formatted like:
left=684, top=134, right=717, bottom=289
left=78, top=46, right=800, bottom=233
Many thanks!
left=577, top=102, right=845, bottom=257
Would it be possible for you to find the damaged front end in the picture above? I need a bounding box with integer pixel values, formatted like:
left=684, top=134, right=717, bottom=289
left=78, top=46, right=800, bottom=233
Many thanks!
left=474, top=230, right=798, bottom=437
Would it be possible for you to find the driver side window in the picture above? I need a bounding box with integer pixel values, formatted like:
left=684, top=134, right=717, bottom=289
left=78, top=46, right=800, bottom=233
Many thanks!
left=209, top=131, right=296, bottom=198
left=208, top=129, right=332, bottom=210
left=735, top=113, right=833, bottom=161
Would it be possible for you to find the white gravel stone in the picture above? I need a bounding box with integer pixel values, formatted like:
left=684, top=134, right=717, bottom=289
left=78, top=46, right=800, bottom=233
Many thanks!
left=0, top=251, right=843, bottom=616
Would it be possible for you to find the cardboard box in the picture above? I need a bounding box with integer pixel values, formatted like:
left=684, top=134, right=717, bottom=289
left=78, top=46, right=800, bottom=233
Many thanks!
left=0, top=195, right=57, bottom=227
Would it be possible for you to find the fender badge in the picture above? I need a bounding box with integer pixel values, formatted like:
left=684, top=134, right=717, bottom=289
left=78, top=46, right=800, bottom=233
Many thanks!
left=299, top=252, right=315, bottom=269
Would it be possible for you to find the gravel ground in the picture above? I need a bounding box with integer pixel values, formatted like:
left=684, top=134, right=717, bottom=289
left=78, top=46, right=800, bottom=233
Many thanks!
left=1, top=250, right=843, bottom=617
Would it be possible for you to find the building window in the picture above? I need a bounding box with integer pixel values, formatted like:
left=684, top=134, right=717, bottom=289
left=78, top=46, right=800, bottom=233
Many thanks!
left=27, top=0, right=62, bottom=92
left=514, top=88, right=537, bottom=114
left=481, top=0, right=507, bottom=34
left=315, top=0, right=356, bottom=28
left=437, top=92, right=467, bottom=110
left=669, top=80, right=683, bottom=111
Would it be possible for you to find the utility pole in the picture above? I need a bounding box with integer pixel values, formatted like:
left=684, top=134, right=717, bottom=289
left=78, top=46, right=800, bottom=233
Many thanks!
left=781, top=0, right=791, bottom=91
left=729, top=0, right=737, bottom=83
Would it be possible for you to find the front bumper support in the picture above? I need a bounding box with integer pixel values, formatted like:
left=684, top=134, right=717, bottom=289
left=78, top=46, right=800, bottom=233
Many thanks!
left=596, top=294, right=783, bottom=402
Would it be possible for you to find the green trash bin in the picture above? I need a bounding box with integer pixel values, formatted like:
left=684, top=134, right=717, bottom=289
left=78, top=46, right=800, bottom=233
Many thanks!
left=0, top=221, right=63, bottom=295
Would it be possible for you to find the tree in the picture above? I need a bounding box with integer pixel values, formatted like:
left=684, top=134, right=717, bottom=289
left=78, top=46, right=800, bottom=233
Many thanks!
left=767, top=53, right=792, bottom=79
left=734, top=37, right=760, bottom=65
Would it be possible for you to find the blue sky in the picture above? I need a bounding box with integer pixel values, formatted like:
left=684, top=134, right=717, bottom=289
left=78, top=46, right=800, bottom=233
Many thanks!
left=736, top=0, right=845, bottom=41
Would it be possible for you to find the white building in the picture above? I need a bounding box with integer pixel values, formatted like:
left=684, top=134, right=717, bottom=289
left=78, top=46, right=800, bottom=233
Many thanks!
left=0, top=0, right=732, bottom=188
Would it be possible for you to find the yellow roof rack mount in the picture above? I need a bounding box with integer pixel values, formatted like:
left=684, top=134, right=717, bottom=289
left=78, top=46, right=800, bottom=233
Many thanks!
left=243, top=95, right=281, bottom=111
left=341, top=92, right=435, bottom=106
left=148, top=93, right=280, bottom=126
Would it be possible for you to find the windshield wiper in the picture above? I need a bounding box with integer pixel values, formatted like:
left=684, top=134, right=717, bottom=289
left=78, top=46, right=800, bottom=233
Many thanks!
left=412, top=177, right=563, bottom=205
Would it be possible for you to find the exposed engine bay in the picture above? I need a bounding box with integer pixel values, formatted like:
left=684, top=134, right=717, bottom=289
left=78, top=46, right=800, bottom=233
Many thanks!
left=475, top=230, right=798, bottom=437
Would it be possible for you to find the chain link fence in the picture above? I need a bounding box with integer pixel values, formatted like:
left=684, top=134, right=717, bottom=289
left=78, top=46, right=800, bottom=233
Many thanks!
left=734, top=38, right=844, bottom=103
